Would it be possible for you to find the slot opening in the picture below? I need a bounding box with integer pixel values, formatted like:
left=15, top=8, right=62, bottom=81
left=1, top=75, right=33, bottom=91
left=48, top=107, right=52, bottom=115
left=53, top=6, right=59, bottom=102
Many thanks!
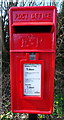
left=13, top=25, right=53, bottom=33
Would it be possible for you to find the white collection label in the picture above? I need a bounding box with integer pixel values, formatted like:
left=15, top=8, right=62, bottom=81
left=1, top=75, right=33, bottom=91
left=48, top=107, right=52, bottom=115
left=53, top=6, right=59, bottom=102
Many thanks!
left=24, top=64, right=41, bottom=96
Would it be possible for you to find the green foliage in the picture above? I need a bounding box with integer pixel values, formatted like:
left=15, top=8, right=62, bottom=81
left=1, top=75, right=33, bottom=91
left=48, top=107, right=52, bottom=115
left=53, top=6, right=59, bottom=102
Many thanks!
left=0, top=112, right=13, bottom=120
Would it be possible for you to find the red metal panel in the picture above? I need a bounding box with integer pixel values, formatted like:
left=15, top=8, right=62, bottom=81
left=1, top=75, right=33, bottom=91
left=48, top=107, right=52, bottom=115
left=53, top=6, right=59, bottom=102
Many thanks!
left=9, top=6, right=56, bottom=114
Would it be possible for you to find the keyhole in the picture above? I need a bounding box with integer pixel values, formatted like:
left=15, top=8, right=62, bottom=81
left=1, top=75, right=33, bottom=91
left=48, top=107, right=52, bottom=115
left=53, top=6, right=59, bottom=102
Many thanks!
left=29, top=53, right=36, bottom=60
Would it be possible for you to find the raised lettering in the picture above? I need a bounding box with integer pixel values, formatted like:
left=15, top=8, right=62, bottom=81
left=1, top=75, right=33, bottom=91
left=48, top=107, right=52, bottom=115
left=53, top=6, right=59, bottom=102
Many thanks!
left=31, top=14, right=35, bottom=19
left=14, top=12, right=52, bottom=21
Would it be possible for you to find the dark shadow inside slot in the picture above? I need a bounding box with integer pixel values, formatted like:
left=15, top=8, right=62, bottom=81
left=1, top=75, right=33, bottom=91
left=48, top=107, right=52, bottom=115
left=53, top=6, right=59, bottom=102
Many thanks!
left=13, top=25, right=52, bottom=33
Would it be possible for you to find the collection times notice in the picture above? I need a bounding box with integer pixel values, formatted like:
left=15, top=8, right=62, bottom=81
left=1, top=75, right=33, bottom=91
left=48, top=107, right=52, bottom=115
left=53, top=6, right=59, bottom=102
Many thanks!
left=24, top=64, right=41, bottom=96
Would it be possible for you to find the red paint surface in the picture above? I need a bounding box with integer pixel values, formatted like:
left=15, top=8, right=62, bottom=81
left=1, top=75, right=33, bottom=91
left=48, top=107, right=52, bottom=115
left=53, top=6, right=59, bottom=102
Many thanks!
left=9, top=6, right=56, bottom=114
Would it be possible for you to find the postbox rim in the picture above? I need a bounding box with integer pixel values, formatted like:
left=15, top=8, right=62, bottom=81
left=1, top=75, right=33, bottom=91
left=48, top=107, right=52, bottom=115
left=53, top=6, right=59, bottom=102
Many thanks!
left=9, top=6, right=57, bottom=12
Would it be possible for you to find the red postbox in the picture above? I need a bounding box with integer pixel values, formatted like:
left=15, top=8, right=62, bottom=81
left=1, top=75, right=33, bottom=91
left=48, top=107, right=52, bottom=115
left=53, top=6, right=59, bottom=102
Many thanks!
left=9, top=6, right=56, bottom=114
